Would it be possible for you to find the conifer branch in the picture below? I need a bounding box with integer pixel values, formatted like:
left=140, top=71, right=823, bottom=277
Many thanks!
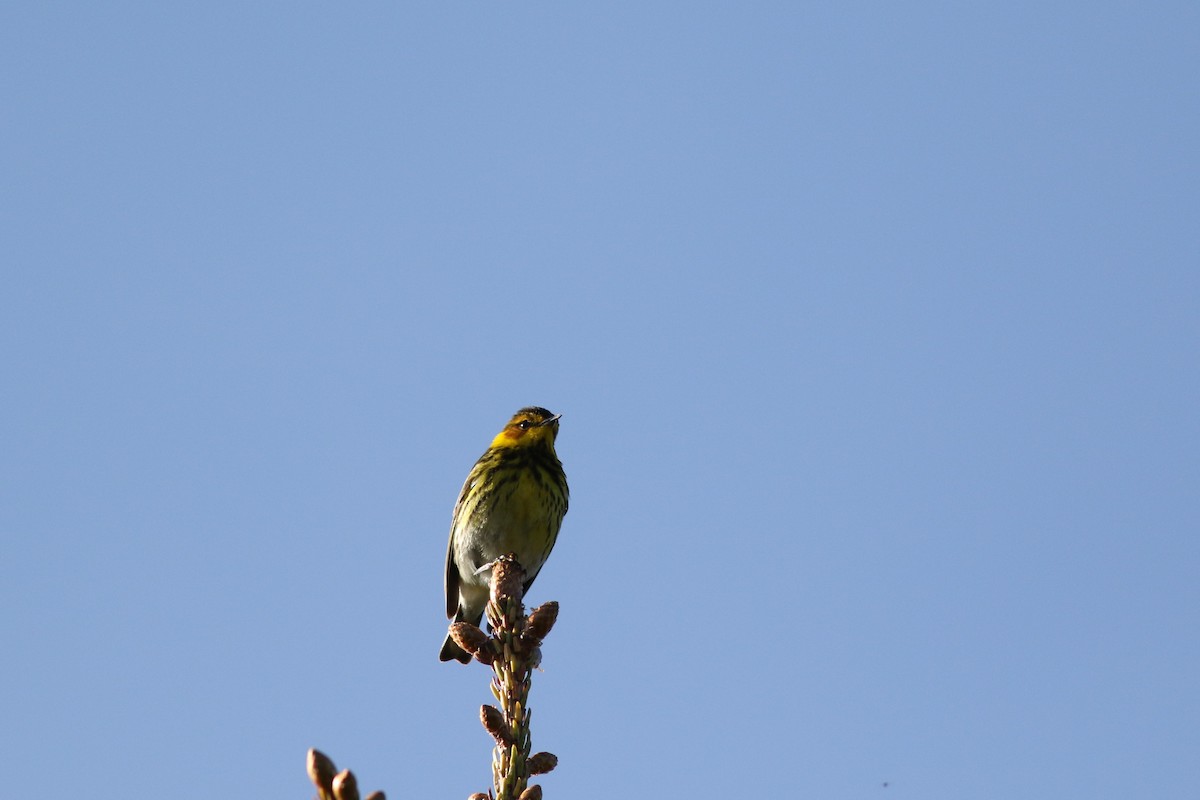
left=448, top=554, right=559, bottom=800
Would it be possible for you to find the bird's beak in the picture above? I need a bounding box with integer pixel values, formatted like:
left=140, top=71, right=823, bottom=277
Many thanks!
left=539, top=414, right=562, bottom=426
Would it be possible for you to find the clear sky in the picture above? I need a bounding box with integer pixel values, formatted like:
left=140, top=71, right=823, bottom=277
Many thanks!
left=2, top=3, right=1197, bottom=799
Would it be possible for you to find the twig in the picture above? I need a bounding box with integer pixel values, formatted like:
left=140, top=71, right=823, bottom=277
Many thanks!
left=305, top=748, right=385, bottom=800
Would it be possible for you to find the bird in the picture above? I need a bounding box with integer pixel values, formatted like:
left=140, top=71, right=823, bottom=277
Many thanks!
left=439, top=407, right=569, bottom=663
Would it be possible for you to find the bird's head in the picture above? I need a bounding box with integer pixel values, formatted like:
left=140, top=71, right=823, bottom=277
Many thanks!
left=491, top=407, right=562, bottom=450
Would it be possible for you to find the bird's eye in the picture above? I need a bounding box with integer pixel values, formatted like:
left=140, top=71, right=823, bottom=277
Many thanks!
left=517, top=420, right=532, bottom=430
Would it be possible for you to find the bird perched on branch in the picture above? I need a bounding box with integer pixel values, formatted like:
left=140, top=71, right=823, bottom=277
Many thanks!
left=440, top=407, right=569, bottom=663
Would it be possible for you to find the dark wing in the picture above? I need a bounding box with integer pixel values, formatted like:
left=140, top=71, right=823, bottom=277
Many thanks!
left=444, top=468, right=478, bottom=619
left=444, top=531, right=460, bottom=620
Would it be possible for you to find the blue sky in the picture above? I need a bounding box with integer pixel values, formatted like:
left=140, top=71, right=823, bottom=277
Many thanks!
left=2, top=3, right=1197, bottom=798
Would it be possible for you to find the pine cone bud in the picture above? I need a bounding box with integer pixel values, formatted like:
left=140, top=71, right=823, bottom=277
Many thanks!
left=450, top=622, right=495, bottom=664
left=490, top=554, right=525, bottom=605
left=364, top=793, right=386, bottom=800
left=527, top=752, right=558, bottom=775
left=468, top=794, right=490, bottom=800
left=518, top=785, right=543, bottom=800
left=523, top=602, right=559, bottom=644
left=480, top=704, right=513, bottom=747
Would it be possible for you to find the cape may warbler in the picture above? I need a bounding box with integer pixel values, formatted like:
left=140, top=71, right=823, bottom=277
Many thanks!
left=439, top=407, right=569, bottom=663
